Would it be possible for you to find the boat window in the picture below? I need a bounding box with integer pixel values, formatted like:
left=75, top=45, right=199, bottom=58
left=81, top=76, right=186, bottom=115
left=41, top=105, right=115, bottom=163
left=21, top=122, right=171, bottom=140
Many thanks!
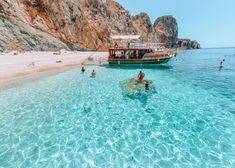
left=110, top=49, right=145, bottom=59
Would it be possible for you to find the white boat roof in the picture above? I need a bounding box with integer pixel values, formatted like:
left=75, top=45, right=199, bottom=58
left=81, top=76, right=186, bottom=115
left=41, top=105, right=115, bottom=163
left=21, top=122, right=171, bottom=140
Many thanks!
left=111, top=35, right=141, bottom=40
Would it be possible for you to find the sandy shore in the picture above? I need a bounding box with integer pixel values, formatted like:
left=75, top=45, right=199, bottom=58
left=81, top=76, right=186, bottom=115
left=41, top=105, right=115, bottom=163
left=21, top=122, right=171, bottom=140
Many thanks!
left=0, top=51, right=108, bottom=84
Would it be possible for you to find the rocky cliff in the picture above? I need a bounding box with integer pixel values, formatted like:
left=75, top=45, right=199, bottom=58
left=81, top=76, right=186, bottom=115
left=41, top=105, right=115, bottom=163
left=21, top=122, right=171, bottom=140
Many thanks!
left=153, top=16, right=178, bottom=47
left=178, top=39, right=201, bottom=49
left=132, top=12, right=152, bottom=42
left=0, top=0, right=180, bottom=52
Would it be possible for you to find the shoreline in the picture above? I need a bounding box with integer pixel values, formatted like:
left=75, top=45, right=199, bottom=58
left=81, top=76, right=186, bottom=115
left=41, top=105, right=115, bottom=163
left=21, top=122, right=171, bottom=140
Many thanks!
left=0, top=51, right=108, bottom=90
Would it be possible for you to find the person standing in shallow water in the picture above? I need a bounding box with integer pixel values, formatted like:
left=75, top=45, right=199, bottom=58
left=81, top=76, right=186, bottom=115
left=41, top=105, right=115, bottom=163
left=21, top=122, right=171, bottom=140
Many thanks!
left=137, top=71, right=145, bottom=81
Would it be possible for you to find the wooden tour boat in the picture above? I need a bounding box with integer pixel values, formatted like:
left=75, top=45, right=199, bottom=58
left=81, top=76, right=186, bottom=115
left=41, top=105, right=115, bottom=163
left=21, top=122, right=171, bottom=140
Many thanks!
left=108, top=35, right=177, bottom=65
left=108, top=47, right=176, bottom=65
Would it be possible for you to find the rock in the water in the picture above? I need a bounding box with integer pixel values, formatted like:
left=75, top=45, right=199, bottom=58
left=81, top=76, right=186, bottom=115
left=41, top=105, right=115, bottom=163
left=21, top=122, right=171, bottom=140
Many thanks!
left=120, top=78, right=156, bottom=97
left=177, top=39, right=201, bottom=49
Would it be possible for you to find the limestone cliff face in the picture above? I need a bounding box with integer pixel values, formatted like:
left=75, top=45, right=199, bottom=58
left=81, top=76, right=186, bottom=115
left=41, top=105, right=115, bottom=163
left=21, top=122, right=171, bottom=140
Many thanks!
left=132, top=12, right=152, bottom=42
left=0, top=0, right=70, bottom=51
left=153, top=16, right=178, bottom=47
left=79, top=0, right=137, bottom=45
left=0, top=0, right=182, bottom=51
left=131, top=14, right=178, bottom=47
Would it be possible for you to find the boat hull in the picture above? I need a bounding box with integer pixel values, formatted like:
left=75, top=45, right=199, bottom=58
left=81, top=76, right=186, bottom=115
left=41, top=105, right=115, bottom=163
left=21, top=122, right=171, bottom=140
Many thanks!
left=108, top=58, right=171, bottom=65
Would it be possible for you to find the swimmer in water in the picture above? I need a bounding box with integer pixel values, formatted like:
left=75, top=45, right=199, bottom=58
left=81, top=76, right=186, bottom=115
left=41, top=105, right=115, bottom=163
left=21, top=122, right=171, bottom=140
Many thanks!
left=91, top=70, right=96, bottom=77
left=145, top=82, right=149, bottom=90
left=81, top=67, right=85, bottom=73
left=219, top=65, right=223, bottom=71
left=219, top=59, right=225, bottom=70
left=137, top=71, right=145, bottom=81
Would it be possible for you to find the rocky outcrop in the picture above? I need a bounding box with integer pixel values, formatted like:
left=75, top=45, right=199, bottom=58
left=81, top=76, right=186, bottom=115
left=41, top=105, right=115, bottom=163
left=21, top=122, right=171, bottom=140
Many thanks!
left=131, top=14, right=179, bottom=47
left=191, top=40, right=201, bottom=49
left=79, top=0, right=137, bottom=47
left=22, top=0, right=99, bottom=49
left=177, top=39, right=201, bottom=49
left=0, top=16, right=70, bottom=51
left=152, top=16, right=178, bottom=47
left=0, top=0, right=184, bottom=52
left=132, top=12, right=152, bottom=42
left=0, top=0, right=86, bottom=51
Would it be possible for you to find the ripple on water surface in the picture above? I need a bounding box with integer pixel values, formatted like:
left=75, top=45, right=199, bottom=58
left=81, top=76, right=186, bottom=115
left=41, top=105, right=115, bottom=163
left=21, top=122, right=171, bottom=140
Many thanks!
left=0, top=49, right=235, bottom=167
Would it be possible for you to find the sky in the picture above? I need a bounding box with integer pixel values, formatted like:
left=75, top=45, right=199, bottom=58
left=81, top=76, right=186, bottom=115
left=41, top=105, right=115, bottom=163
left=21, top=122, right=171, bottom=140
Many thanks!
left=116, top=0, right=235, bottom=48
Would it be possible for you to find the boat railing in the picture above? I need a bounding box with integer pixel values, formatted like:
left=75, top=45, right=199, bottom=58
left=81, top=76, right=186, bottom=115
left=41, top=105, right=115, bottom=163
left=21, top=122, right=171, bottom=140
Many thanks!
left=143, top=52, right=175, bottom=60
left=129, top=42, right=177, bottom=53
left=129, top=42, right=166, bottom=49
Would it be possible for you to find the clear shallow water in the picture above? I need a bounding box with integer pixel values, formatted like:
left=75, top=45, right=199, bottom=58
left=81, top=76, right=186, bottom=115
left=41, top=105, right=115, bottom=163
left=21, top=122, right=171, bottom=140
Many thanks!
left=0, top=48, right=235, bottom=168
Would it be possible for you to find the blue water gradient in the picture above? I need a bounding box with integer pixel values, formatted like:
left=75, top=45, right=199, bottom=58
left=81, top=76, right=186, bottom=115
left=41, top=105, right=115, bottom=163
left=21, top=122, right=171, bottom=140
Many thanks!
left=0, top=48, right=235, bottom=167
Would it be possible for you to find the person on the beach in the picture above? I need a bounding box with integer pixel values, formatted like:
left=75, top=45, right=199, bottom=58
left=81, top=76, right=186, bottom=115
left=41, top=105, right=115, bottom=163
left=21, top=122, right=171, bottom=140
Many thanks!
left=81, top=67, right=85, bottom=73
left=137, top=71, right=145, bottom=81
left=91, top=70, right=96, bottom=77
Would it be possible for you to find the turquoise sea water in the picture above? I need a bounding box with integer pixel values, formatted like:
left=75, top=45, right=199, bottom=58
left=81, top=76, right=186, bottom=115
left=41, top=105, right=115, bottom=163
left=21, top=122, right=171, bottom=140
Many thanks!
left=0, top=48, right=235, bottom=168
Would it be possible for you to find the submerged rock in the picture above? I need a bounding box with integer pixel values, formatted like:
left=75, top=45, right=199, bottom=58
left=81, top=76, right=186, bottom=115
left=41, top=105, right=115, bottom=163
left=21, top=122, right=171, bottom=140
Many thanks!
left=120, top=78, right=156, bottom=97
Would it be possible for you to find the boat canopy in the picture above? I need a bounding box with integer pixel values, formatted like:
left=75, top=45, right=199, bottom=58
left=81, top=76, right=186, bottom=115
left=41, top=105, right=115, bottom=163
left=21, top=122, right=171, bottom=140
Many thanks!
left=111, top=35, right=141, bottom=40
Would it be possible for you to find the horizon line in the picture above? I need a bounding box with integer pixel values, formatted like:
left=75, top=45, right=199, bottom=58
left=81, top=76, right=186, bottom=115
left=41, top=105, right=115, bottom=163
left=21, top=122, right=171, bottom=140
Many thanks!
left=201, top=46, right=235, bottom=49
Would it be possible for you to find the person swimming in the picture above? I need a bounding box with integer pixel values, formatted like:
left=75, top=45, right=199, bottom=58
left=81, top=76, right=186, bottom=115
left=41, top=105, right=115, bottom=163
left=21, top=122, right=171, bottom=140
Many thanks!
left=219, top=59, right=225, bottom=70
left=137, top=71, right=145, bottom=81
left=91, top=70, right=96, bottom=77
left=219, top=65, right=223, bottom=71
left=81, top=67, right=85, bottom=73
left=145, top=82, right=149, bottom=90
